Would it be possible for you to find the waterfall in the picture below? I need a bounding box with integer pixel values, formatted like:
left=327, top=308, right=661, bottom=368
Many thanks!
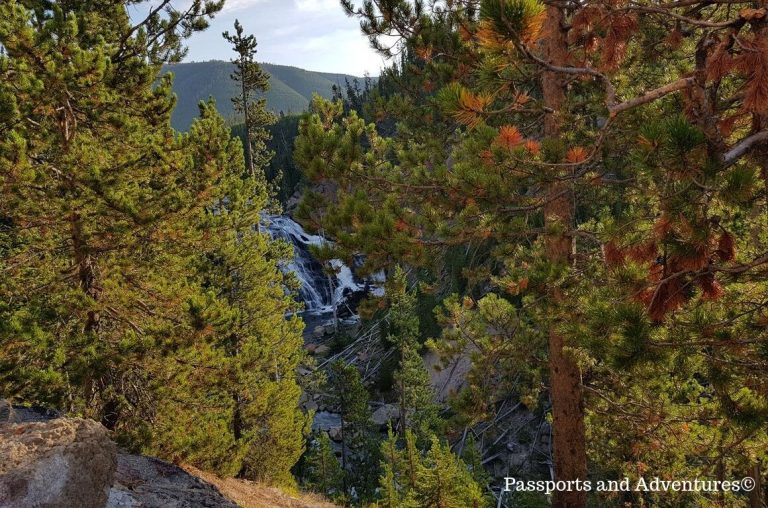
left=262, top=215, right=368, bottom=317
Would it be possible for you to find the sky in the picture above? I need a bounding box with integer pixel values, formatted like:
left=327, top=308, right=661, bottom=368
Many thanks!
left=131, top=0, right=390, bottom=76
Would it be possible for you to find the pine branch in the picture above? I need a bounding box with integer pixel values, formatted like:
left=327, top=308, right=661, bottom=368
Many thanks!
left=623, top=4, right=744, bottom=28
left=121, top=0, right=174, bottom=45
left=608, top=77, right=695, bottom=116
left=722, top=130, right=768, bottom=166
left=716, top=251, right=768, bottom=273
left=515, top=40, right=695, bottom=115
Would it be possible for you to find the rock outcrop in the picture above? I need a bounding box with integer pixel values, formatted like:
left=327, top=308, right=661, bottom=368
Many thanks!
left=0, top=418, right=117, bottom=508
left=0, top=400, right=13, bottom=423
left=108, top=454, right=238, bottom=508
left=1, top=402, right=239, bottom=508
left=0, top=402, right=338, bottom=508
left=371, top=404, right=399, bottom=428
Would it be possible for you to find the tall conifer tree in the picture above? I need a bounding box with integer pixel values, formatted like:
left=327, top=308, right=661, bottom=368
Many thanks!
left=0, top=0, right=223, bottom=434
left=297, top=0, right=768, bottom=504
left=385, top=267, right=440, bottom=445
left=303, top=432, right=345, bottom=499
left=326, top=360, right=381, bottom=501
left=0, top=1, right=308, bottom=485
left=223, top=20, right=274, bottom=177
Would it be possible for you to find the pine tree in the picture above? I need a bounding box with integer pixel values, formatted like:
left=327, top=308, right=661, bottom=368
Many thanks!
left=572, top=112, right=768, bottom=505
left=296, top=0, right=768, bottom=504
left=385, top=267, right=441, bottom=445
left=378, top=427, right=420, bottom=508
left=395, top=344, right=440, bottom=444
left=0, top=0, right=221, bottom=436
left=379, top=459, right=402, bottom=508
left=402, top=428, right=420, bottom=493
left=377, top=429, right=488, bottom=508
left=379, top=428, right=403, bottom=508
left=223, top=20, right=274, bottom=177
left=148, top=122, right=310, bottom=479
left=414, top=436, right=486, bottom=508
left=461, top=434, right=490, bottom=491
left=326, top=360, right=381, bottom=502
left=303, top=432, right=345, bottom=499
left=0, top=1, right=309, bottom=485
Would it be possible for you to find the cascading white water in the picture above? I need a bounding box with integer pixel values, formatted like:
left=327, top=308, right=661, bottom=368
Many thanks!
left=262, top=215, right=368, bottom=316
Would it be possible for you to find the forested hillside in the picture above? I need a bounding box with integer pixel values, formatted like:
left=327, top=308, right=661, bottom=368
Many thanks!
left=234, top=77, right=379, bottom=203
left=163, top=61, right=363, bottom=130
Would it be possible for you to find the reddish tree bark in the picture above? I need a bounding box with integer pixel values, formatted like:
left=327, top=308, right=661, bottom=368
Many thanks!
left=541, top=6, right=588, bottom=507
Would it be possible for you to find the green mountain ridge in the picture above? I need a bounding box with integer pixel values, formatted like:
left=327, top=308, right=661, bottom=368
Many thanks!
left=163, top=61, right=366, bottom=130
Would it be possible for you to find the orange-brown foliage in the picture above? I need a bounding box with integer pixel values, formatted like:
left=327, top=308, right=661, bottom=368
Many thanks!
left=670, top=245, right=709, bottom=272
left=524, top=139, right=541, bottom=155
left=653, top=215, right=673, bottom=239
left=603, top=240, right=625, bottom=267
left=601, top=15, right=638, bottom=70
left=476, top=20, right=508, bottom=50
left=733, top=36, right=768, bottom=114
left=739, top=7, right=768, bottom=21
left=566, top=146, right=588, bottom=163
left=496, top=125, right=524, bottom=148
left=716, top=231, right=736, bottom=261
left=665, top=27, right=683, bottom=49
left=698, top=272, right=725, bottom=300
left=644, top=276, right=687, bottom=322
left=706, top=37, right=734, bottom=82
left=627, top=241, right=658, bottom=263
left=569, top=7, right=638, bottom=71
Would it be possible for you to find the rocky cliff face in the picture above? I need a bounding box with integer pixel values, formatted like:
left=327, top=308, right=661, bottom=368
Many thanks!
left=0, top=402, right=238, bottom=508
left=108, top=454, right=240, bottom=508
left=0, top=402, right=337, bottom=508
left=0, top=418, right=117, bottom=507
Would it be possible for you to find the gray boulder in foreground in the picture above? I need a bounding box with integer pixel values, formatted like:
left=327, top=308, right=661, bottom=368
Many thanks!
left=108, top=454, right=238, bottom=508
left=0, top=418, right=117, bottom=508
left=0, top=401, right=239, bottom=508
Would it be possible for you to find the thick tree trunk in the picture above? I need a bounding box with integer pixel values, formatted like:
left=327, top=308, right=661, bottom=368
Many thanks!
left=70, top=212, right=100, bottom=333
left=749, top=462, right=764, bottom=508
left=541, top=6, right=588, bottom=507
left=71, top=211, right=119, bottom=428
left=546, top=322, right=587, bottom=507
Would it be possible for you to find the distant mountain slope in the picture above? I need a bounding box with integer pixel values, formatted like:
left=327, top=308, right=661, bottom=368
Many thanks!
left=162, top=61, right=363, bottom=130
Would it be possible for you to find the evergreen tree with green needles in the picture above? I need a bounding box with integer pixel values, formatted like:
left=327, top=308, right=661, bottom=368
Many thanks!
left=378, top=427, right=420, bottom=508
left=414, top=436, right=487, bottom=508
left=386, top=267, right=441, bottom=445
left=327, top=360, right=381, bottom=503
left=223, top=19, right=275, bottom=177
left=377, top=429, right=488, bottom=508
left=303, top=432, right=345, bottom=500
left=0, top=1, right=308, bottom=485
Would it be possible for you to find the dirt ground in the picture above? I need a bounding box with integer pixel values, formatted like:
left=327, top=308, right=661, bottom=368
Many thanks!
left=182, top=465, right=338, bottom=508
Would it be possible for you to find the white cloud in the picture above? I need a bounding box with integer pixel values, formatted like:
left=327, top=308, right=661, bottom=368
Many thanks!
left=180, top=0, right=387, bottom=75
left=270, top=25, right=300, bottom=37
left=221, top=0, right=266, bottom=12
left=294, top=0, right=341, bottom=12
left=291, top=28, right=386, bottom=75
